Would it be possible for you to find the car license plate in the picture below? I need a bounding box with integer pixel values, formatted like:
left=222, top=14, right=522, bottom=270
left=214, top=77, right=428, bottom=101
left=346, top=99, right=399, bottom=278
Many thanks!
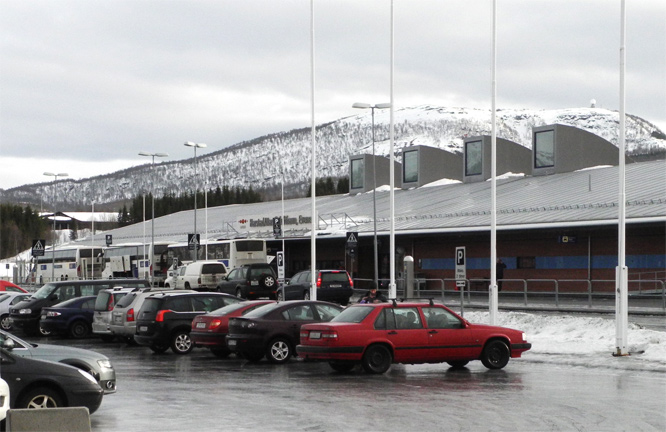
left=196, top=322, right=206, bottom=329
left=41, top=315, right=46, bottom=320
left=310, top=331, right=321, bottom=339
left=251, top=280, right=258, bottom=286
left=139, top=326, right=148, bottom=332
left=228, top=339, right=236, bottom=346
left=330, top=284, right=341, bottom=288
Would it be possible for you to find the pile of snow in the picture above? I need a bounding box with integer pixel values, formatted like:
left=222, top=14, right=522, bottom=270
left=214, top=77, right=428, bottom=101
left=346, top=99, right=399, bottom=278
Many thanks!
left=465, top=311, right=666, bottom=372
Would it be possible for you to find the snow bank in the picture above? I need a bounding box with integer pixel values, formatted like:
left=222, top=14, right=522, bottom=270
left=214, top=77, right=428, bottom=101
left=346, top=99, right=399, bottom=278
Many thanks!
left=465, top=311, right=666, bottom=372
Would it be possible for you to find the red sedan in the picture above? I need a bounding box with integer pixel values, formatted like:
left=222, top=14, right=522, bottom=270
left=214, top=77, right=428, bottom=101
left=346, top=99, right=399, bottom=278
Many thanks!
left=191, top=300, right=275, bottom=357
left=0, top=281, right=28, bottom=293
left=296, top=300, right=531, bottom=374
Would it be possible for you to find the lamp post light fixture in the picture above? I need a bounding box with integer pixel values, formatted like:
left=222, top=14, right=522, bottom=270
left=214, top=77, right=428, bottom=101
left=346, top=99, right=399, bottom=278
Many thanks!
left=352, top=102, right=391, bottom=287
left=43, top=172, right=68, bottom=282
left=184, top=141, right=207, bottom=262
left=139, top=151, right=168, bottom=285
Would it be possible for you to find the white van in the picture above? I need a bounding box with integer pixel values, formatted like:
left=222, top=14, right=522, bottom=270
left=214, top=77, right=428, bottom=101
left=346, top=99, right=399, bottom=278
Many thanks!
left=169, top=261, right=228, bottom=291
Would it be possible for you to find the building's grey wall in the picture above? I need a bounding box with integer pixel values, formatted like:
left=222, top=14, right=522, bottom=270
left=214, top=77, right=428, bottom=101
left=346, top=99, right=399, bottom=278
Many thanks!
left=349, top=154, right=401, bottom=194
left=532, top=124, right=620, bottom=176
left=463, top=136, right=532, bottom=183
left=401, top=145, right=462, bottom=189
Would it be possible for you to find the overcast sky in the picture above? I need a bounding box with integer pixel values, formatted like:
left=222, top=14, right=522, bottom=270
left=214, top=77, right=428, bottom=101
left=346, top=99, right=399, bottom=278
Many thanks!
left=1, top=0, right=664, bottom=190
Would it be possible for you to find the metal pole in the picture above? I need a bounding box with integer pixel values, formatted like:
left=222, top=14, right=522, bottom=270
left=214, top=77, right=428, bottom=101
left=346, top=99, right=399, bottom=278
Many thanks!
left=389, top=0, right=396, bottom=300
left=615, top=0, right=629, bottom=356
left=371, top=107, right=379, bottom=287
left=489, top=0, right=499, bottom=325
left=139, top=152, right=168, bottom=285
left=44, top=172, right=68, bottom=282
left=150, top=159, right=155, bottom=285
left=310, top=0, right=317, bottom=301
left=193, top=145, right=198, bottom=262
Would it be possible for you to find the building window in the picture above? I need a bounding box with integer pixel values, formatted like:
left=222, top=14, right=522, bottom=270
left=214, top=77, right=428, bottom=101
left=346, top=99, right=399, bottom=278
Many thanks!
left=403, top=150, right=418, bottom=183
left=534, top=130, right=555, bottom=168
left=465, top=140, right=483, bottom=176
left=351, top=158, right=364, bottom=189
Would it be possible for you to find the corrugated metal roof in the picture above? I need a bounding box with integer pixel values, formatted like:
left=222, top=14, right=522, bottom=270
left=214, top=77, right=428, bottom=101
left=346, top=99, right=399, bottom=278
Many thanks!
left=76, top=159, right=666, bottom=247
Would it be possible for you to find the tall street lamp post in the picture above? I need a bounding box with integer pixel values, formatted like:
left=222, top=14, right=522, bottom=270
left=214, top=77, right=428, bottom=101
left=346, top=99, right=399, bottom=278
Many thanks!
left=139, top=151, right=168, bottom=285
left=352, top=102, right=391, bottom=287
left=184, top=141, right=207, bottom=262
left=43, top=172, right=68, bottom=282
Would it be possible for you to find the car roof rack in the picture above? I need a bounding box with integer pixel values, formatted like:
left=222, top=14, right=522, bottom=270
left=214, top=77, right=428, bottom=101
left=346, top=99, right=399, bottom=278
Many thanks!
left=395, top=298, right=436, bottom=306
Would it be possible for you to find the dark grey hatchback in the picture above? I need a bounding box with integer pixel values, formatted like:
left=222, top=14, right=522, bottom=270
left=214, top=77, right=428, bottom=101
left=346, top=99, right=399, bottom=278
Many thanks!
left=134, top=292, right=242, bottom=354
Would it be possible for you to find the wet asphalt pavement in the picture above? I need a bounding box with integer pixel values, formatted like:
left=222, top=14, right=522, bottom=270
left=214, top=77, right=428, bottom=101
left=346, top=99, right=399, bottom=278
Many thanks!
left=20, top=334, right=665, bottom=432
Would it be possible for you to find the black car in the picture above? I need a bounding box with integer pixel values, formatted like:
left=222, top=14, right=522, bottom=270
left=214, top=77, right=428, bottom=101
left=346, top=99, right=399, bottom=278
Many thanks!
left=216, top=263, right=279, bottom=299
left=0, top=348, right=104, bottom=413
left=226, top=300, right=343, bottom=364
left=134, top=291, right=242, bottom=354
left=39, top=296, right=96, bottom=339
left=277, top=270, right=354, bottom=305
left=10, top=278, right=150, bottom=336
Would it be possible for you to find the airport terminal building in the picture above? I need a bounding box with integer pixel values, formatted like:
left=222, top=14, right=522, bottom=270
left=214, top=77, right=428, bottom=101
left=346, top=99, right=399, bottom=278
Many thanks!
left=73, top=123, right=666, bottom=293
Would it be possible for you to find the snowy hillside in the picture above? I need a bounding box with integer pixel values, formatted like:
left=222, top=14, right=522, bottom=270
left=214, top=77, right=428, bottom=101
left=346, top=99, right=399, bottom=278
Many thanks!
left=3, top=106, right=664, bottom=208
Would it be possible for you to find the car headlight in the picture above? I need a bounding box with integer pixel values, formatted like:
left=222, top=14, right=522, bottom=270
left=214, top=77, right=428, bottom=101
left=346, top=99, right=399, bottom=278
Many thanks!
left=19, top=309, right=32, bottom=314
left=522, top=332, right=527, bottom=342
left=77, top=369, right=99, bottom=385
left=97, top=359, right=113, bottom=370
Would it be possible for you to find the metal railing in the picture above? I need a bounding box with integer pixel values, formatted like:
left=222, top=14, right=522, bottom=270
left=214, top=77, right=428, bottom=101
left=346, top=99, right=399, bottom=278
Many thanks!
left=352, top=277, right=666, bottom=314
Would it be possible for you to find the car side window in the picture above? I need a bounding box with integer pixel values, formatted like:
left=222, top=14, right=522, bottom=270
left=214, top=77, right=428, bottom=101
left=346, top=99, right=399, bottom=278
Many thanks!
left=58, top=286, right=77, bottom=302
left=314, top=304, right=340, bottom=322
left=79, top=284, right=98, bottom=296
left=374, top=308, right=397, bottom=330
left=167, top=297, right=193, bottom=312
left=227, top=269, right=240, bottom=280
left=281, top=305, right=314, bottom=321
left=393, top=307, right=422, bottom=329
left=423, top=307, right=463, bottom=329
left=82, top=298, right=96, bottom=310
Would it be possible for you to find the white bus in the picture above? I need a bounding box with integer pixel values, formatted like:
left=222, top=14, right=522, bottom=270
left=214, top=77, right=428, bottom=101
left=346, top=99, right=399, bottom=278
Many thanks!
left=30, top=245, right=104, bottom=284
left=167, top=239, right=268, bottom=271
left=101, top=242, right=171, bottom=286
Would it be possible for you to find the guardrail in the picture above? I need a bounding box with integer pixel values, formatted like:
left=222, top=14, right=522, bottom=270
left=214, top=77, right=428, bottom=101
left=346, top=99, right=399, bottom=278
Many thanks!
left=352, top=277, right=666, bottom=314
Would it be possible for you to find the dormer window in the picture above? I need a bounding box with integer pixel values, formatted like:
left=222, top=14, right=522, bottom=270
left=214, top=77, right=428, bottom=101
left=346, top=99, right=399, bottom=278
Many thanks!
left=350, top=158, right=364, bottom=189
left=403, top=150, right=419, bottom=183
left=534, top=130, right=555, bottom=168
left=465, top=140, right=483, bottom=176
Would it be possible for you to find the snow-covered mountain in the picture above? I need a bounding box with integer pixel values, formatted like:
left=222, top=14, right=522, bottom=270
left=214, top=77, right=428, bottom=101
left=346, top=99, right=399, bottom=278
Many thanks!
left=4, top=106, right=665, bottom=208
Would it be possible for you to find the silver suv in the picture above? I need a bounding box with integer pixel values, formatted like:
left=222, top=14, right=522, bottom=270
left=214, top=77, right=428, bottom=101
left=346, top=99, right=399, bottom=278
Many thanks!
left=109, top=288, right=194, bottom=343
left=93, top=287, right=140, bottom=341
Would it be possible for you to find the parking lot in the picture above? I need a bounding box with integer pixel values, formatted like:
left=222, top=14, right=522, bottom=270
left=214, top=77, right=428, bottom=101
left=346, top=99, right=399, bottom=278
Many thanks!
left=18, top=333, right=665, bottom=432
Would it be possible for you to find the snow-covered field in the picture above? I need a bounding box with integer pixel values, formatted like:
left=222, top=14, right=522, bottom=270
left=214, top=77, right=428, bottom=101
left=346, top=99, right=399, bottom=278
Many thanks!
left=465, top=311, right=666, bottom=373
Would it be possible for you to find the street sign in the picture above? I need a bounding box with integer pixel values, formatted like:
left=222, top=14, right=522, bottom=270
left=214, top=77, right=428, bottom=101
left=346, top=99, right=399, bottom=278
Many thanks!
left=106, top=234, right=113, bottom=246
left=31, top=239, right=45, bottom=257
left=188, top=234, right=200, bottom=250
left=273, top=217, right=282, bottom=238
left=346, top=232, right=358, bottom=248
left=455, top=246, right=466, bottom=282
left=276, top=251, right=285, bottom=281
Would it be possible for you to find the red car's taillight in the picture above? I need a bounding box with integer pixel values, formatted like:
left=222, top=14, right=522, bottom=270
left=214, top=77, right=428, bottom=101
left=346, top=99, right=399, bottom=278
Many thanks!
left=155, top=309, right=173, bottom=322
left=209, top=319, right=222, bottom=330
left=127, top=308, right=135, bottom=322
